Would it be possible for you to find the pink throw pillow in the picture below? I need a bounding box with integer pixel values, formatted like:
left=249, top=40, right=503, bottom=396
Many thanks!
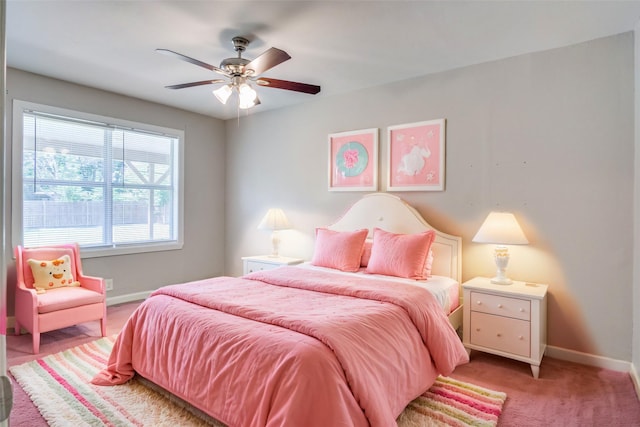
left=311, top=228, right=368, bottom=272
left=366, top=228, right=435, bottom=280
left=360, top=240, right=373, bottom=267
left=363, top=239, right=433, bottom=274
left=425, top=249, right=434, bottom=278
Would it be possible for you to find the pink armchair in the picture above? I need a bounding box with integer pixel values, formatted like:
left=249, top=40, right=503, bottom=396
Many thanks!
left=14, top=243, right=107, bottom=353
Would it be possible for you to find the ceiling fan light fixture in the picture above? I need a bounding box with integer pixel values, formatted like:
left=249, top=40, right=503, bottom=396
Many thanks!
left=238, top=95, right=258, bottom=110
left=213, top=84, right=233, bottom=104
left=238, top=83, right=258, bottom=109
left=239, top=83, right=257, bottom=101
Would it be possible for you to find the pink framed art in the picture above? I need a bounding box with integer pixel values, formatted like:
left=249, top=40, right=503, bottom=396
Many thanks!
left=328, top=128, right=378, bottom=191
left=387, top=119, right=445, bottom=191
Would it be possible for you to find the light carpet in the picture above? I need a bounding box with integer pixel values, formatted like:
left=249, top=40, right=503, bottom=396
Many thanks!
left=9, top=336, right=506, bottom=426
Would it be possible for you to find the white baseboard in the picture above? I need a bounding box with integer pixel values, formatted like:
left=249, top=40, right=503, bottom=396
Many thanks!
left=105, top=291, right=152, bottom=307
left=531, top=346, right=640, bottom=400
left=546, top=345, right=631, bottom=372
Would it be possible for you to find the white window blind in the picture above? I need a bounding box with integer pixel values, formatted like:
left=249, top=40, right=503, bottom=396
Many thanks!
left=13, top=100, right=184, bottom=257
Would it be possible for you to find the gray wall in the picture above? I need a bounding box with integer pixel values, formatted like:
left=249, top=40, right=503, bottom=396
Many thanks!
left=225, top=33, right=634, bottom=361
left=5, top=69, right=227, bottom=315
left=4, top=33, right=634, bottom=362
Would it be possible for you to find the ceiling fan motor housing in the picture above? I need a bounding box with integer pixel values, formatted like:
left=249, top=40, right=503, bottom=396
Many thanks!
left=231, top=36, right=250, bottom=52
left=220, top=37, right=252, bottom=75
left=220, top=57, right=250, bottom=75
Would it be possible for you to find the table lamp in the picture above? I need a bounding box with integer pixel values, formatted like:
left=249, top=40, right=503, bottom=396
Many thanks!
left=472, top=211, right=528, bottom=285
left=258, top=208, right=291, bottom=257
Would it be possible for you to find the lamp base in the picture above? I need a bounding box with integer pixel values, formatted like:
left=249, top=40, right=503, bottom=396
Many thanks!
left=269, top=231, right=281, bottom=258
left=492, top=245, right=513, bottom=285
left=490, top=276, right=513, bottom=285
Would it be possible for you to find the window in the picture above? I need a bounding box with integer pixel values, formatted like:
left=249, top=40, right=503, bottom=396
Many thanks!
left=12, top=100, right=184, bottom=257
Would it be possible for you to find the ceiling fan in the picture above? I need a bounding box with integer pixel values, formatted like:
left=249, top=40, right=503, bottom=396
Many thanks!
left=157, top=36, right=321, bottom=109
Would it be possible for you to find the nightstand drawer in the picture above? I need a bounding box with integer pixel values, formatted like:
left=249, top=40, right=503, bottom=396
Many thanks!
left=470, top=291, right=530, bottom=321
left=470, top=312, right=530, bottom=357
left=245, top=261, right=279, bottom=273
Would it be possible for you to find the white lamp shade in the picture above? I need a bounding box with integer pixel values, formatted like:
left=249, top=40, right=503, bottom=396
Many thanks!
left=238, top=83, right=256, bottom=101
left=238, top=83, right=258, bottom=109
left=213, top=84, right=233, bottom=104
left=472, top=212, right=528, bottom=245
left=258, top=208, right=291, bottom=231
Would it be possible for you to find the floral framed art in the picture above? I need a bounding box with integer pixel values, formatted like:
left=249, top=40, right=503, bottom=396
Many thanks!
left=328, top=128, right=378, bottom=191
left=387, top=119, right=445, bottom=191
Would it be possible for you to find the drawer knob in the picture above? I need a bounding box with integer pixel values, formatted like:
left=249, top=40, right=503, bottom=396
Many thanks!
left=475, top=328, right=480, bottom=332
left=476, top=301, right=482, bottom=305
left=519, top=336, right=524, bottom=340
left=520, top=308, right=525, bottom=312
left=496, top=333, right=502, bottom=337
left=497, top=304, right=503, bottom=308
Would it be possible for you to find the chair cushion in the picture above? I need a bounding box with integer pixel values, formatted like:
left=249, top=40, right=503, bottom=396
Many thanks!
left=37, top=287, right=105, bottom=314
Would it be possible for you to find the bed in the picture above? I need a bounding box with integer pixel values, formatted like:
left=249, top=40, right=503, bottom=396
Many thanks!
left=326, top=193, right=463, bottom=329
left=93, top=193, right=468, bottom=427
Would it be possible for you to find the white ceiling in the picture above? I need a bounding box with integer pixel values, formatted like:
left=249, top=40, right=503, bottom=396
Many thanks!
left=7, top=1, right=640, bottom=120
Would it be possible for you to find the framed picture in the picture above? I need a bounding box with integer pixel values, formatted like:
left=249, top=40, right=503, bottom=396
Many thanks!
left=328, top=128, right=378, bottom=191
left=387, top=119, right=445, bottom=191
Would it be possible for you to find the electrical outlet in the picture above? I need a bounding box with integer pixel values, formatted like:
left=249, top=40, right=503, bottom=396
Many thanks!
left=105, top=279, right=113, bottom=291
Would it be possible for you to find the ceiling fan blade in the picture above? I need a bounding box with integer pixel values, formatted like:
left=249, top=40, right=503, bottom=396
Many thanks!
left=256, top=78, right=321, bottom=95
left=165, top=79, right=225, bottom=89
left=245, top=47, right=291, bottom=76
left=156, top=48, right=229, bottom=76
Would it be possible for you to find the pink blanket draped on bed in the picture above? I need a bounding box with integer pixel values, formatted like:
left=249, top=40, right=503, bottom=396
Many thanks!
left=93, top=267, right=468, bottom=427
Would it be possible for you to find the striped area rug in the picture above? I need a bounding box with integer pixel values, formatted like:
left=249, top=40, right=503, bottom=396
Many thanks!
left=397, top=376, right=507, bottom=426
left=10, top=336, right=506, bottom=426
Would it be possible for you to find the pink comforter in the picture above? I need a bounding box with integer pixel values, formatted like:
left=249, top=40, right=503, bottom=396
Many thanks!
left=93, top=266, right=468, bottom=426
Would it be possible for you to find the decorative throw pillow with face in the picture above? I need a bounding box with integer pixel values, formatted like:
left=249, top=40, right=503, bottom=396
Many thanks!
left=28, top=255, right=81, bottom=294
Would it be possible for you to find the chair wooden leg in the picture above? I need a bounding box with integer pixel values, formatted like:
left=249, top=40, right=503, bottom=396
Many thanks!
left=100, top=317, right=107, bottom=337
left=32, top=332, right=40, bottom=354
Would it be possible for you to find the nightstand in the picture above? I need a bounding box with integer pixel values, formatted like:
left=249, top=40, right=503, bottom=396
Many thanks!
left=462, top=276, right=548, bottom=378
left=241, top=255, right=304, bottom=275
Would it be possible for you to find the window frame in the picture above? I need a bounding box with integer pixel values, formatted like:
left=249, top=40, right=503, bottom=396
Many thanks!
left=12, top=100, right=185, bottom=258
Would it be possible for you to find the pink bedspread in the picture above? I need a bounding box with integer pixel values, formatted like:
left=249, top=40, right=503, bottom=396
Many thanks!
left=93, top=266, right=468, bottom=426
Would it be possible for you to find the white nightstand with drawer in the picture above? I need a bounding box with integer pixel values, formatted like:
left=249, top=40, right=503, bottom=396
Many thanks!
left=462, top=276, right=548, bottom=378
left=242, top=255, right=304, bottom=275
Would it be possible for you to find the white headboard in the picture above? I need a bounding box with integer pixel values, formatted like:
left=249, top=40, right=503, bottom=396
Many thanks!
left=328, top=193, right=462, bottom=282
